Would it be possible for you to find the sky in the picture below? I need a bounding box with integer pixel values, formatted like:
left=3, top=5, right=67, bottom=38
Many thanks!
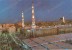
left=0, top=0, right=72, bottom=23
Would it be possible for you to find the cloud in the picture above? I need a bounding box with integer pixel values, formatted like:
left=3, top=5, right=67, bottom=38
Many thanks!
left=0, top=1, right=20, bottom=14
left=48, top=0, right=65, bottom=12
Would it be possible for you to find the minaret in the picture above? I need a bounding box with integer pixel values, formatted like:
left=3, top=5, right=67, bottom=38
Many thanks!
left=32, top=0, right=36, bottom=29
left=22, top=11, right=25, bottom=28
left=62, top=16, right=65, bottom=23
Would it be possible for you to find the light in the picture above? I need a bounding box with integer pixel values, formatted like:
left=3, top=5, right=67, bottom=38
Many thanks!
left=27, top=30, right=31, bottom=32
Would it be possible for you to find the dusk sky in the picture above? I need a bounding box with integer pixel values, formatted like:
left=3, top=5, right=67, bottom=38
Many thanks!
left=0, top=0, right=72, bottom=23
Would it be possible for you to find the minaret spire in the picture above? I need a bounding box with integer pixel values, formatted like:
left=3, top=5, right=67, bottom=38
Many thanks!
left=32, top=0, right=36, bottom=29
left=62, top=16, right=65, bottom=23
left=22, top=11, right=25, bottom=28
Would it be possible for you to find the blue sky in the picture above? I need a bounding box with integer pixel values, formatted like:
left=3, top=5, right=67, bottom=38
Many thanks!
left=0, top=0, right=72, bottom=23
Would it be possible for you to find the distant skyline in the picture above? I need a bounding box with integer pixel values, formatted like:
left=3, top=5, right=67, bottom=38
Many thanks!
left=0, top=0, right=72, bottom=23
